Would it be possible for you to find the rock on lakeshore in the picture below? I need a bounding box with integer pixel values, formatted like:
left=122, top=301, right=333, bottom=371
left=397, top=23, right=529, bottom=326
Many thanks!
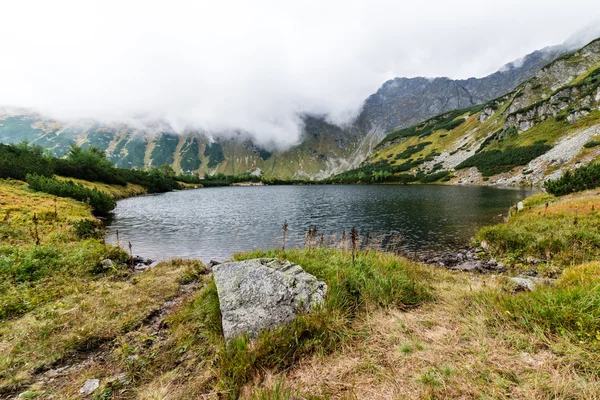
left=212, top=258, right=327, bottom=341
left=418, top=247, right=506, bottom=273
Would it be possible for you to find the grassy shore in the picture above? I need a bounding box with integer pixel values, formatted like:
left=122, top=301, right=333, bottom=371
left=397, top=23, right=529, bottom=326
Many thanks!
left=2, top=178, right=600, bottom=398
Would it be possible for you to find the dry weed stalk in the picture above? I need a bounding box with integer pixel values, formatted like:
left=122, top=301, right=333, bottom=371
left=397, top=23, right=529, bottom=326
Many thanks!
left=282, top=220, right=288, bottom=252
left=33, top=213, right=40, bottom=246
left=128, top=241, right=134, bottom=268
left=350, top=226, right=359, bottom=266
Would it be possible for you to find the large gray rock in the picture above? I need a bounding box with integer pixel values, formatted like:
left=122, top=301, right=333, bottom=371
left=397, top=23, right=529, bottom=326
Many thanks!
left=212, top=258, right=327, bottom=341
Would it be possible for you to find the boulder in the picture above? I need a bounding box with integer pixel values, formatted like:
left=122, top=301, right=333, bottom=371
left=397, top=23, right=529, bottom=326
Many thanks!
left=212, top=258, right=327, bottom=341
left=100, top=259, right=114, bottom=268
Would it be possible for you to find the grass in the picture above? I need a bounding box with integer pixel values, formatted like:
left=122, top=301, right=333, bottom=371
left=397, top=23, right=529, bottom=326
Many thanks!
left=476, top=190, right=600, bottom=275
left=243, top=270, right=600, bottom=399
left=486, top=262, right=600, bottom=344
left=5, top=175, right=600, bottom=398
left=56, top=176, right=146, bottom=199
left=0, top=179, right=205, bottom=394
left=20, top=248, right=432, bottom=399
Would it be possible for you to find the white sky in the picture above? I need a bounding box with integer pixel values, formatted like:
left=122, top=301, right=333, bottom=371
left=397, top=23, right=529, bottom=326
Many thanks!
left=1, top=0, right=600, bottom=146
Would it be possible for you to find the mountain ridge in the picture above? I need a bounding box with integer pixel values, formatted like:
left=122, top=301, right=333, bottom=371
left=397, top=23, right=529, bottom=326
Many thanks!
left=0, top=41, right=573, bottom=179
left=345, top=37, right=600, bottom=186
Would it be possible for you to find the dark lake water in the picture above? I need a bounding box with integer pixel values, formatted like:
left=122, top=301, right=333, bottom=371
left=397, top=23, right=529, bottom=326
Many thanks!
left=105, top=185, right=538, bottom=262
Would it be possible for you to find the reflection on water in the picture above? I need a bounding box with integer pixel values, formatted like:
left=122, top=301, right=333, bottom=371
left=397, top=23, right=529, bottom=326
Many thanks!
left=105, top=184, right=538, bottom=262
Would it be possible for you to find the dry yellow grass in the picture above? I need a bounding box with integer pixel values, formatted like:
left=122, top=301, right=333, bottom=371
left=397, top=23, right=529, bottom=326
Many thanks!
left=55, top=176, right=147, bottom=199
left=241, top=270, right=600, bottom=400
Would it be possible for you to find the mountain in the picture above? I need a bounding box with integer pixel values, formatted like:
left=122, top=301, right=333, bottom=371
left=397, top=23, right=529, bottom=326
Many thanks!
left=0, top=43, right=569, bottom=179
left=351, top=37, right=600, bottom=186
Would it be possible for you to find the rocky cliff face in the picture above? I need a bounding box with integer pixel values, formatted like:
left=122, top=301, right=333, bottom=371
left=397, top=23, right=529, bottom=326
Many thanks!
left=0, top=42, right=570, bottom=179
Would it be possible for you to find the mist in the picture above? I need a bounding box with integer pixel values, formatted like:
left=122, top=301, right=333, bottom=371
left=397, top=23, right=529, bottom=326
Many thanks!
left=2, top=0, right=600, bottom=147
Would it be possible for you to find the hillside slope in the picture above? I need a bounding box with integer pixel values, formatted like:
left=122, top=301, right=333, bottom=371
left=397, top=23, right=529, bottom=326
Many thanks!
left=0, top=44, right=567, bottom=179
left=353, top=38, right=600, bottom=186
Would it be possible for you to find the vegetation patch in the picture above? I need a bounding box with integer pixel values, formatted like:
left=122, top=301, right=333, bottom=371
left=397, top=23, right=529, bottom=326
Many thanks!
left=476, top=191, right=600, bottom=274
left=544, top=163, right=600, bottom=196
left=26, top=174, right=116, bottom=216
left=456, top=144, right=552, bottom=176
left=584, top=139, right=600, bottom=149
left=394, top=141, right=432, bottom=160
left=486, top=262, right=600, bottom=344
left=204, top=142, right=225, bottom=168
left=0, top=143, right=53, bottom=181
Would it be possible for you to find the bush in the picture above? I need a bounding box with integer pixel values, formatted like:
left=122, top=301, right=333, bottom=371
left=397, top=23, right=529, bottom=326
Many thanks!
left=394, top=141, right=432, bottom=160
left=544, top=163, right=600, bottom=196
left=583, top=140, right=600, bottom=148
left=116, top=167, right=180, bottom=193
left=26, top=174, right=116, bottom=216
left=73, top=219, right=104, bottom=239
left=53, top=146, right=127, bottom=185
left=418, top=171, right=450, bottom=183
left=0, top=143, right=53, bottom=181
left=456, top=144, right=552, bottom=176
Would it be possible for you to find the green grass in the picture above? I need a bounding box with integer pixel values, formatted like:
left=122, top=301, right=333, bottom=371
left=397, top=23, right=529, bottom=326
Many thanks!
left=476, top=191, right=600, bottom=275
left=0, top=180, right=206, bottom=394
left=497, top=262, right=600, bottom=343
left=106, top=248, right=433, bottom=398
left=469, top=261, right=600, bottom=379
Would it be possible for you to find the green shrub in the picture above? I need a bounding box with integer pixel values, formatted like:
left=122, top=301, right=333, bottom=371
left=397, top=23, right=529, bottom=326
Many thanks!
left=26, top=174, right=116, bottom=216
left=456, top=144, right=552, bottom=176
left=544, top=163, right=600, bottom=196
left=73, top=219, right=104, bottom=239
left=0, top=143, right=53, bottom=181
left=418, top=171, right=450, bottom=183
left=394, top=141, right=432, bottom=160
left=583, top=140, right=600, bottom=148
left=52, top=146, right=127, bottom=185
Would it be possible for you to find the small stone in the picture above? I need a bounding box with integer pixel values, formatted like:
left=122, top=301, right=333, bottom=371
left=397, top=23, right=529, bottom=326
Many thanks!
left=206, top=260, right=221, bottom=271
left=79, top=379, right=100, bottom=395
left=480, top=240, right=489, bottom=250
left=100, top=259, right=113, bottom=268
left=517, top=201, right=524, bottom=212
left=452, top=261, right=480, bottom=272
left=509, top=277, right=536, bottom=292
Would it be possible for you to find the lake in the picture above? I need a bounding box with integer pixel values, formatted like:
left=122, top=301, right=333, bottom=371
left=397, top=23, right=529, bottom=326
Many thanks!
left=105, top=184, right=538, bottom=262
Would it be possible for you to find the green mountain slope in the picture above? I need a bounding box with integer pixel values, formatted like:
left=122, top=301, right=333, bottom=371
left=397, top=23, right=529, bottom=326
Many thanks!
left=355, top=38, right=600, bottom=186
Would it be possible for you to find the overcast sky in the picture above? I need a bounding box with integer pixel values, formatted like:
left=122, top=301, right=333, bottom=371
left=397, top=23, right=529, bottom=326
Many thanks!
left=2, top=0, right=600, bottom=146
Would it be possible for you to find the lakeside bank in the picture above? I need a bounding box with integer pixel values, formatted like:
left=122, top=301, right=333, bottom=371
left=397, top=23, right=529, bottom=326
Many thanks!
left=2, top=177, right=600, bottom=398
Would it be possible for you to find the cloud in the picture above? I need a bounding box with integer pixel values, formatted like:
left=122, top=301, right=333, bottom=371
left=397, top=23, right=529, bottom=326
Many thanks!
left=1, top=0, right=599, bottom=147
